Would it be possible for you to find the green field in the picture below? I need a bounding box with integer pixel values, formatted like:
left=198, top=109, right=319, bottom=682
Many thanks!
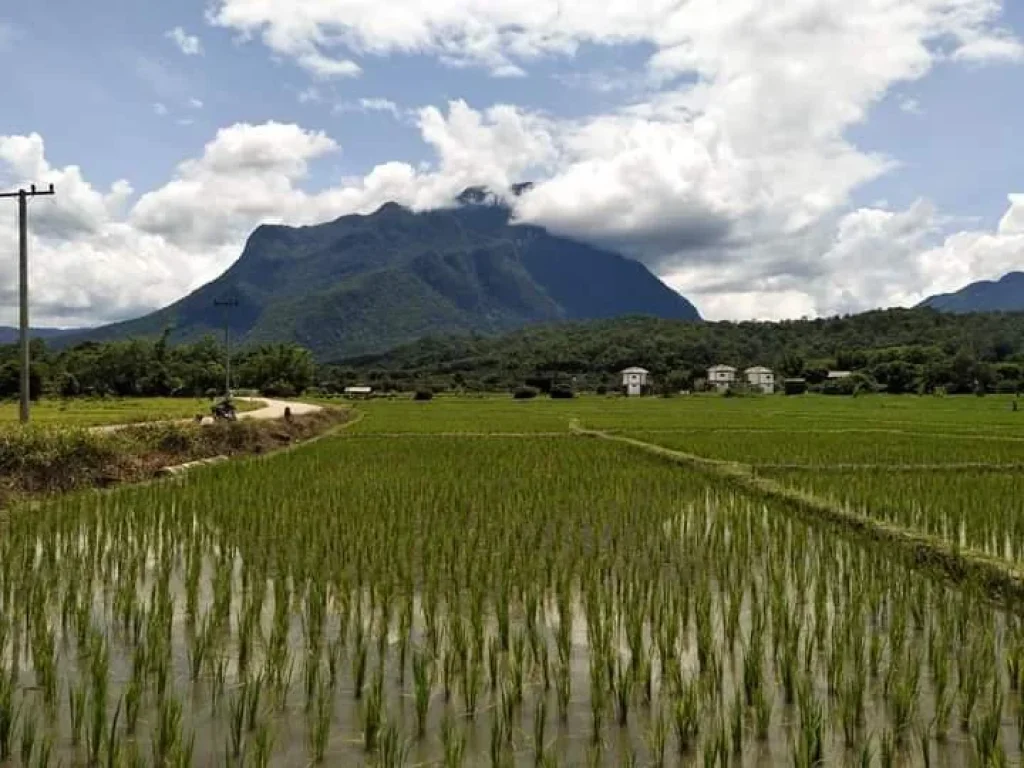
left=1, top=393, right=1023, bottom=766
left=0, top=397, right=261, bottom=428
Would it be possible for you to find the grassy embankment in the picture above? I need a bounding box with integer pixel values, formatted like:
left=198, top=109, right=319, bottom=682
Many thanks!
left=0, top=397, right=262, bottom=428
left=0, top=405, right=350, bottom=508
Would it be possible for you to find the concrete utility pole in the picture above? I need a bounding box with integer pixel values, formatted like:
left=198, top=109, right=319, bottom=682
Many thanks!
left=214, top=296, right=239, bottom=400
left=1, top=183, right=56, bottom=424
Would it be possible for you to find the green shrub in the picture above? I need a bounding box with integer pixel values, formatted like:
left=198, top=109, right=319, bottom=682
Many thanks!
left=262, top=380, right=298, bottom=398
left=413, top=389, right=434, bottom=401
left=513, top=386, right=539, bottom=400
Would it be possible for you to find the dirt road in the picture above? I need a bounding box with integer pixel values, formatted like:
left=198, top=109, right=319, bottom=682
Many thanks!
left=92, top=397, right=322, bottom=433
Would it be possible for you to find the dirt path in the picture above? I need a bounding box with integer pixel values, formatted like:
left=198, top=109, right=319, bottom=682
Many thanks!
left=91, top=397, right=322, bottom=433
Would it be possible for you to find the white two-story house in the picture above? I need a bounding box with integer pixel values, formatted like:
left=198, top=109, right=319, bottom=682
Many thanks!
left=707, top=365, right=737, bottom=392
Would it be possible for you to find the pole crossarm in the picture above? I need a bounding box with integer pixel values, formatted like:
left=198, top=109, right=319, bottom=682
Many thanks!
left=2, top=183, right=56, bottom=424
left=0, top=183, right=56, bottom=199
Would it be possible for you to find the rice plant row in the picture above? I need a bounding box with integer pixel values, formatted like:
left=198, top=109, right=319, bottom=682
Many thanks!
left=626, top=429, right=1024, bottom=467
left=0, top=436, right=1020, bottom=765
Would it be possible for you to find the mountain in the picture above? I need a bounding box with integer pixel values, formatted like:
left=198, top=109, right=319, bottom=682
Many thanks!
left=59, top=189, right=701, bottom=359
left=920, top=272, right=1024, bottom=313
left=0, top=327, right=77, bottom=345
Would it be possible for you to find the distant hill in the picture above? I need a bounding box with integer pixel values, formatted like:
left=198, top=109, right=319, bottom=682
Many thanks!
left=59, top=187, right=700, bottom=359
left=920, top=272, right=1024, bottom=313
left=0, top=327, right=77, bottom=345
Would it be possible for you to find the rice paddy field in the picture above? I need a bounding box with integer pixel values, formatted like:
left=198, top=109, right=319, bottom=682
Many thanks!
left=3, top=393, right=1024, bottom=766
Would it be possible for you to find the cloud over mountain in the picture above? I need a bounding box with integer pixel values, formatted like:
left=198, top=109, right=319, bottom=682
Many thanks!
left=1, top=0, right=1022, bottom=327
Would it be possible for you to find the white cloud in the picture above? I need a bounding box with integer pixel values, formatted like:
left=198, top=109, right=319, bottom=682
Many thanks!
left=297, top=87, right=322, bottom=104
left=166, top=26, right=203, bottom=56
left=153, top=102, right=169, bottom=116
left=189, top=98, right=204, bottom=109
left=669, top=196, right=1024, bottom=320
left=900, top=98, right=924, bottom=115
left=0, top=21, right=18, bottom=51
left=952, top=34, right=1024, bottom=62
left=359, top=98, right=400, bottom=117
left=332, top=97, right=402, bottom=118
left=208, top=0, right=1022, bottom=80
left=297, top=51, right=361, bottom=79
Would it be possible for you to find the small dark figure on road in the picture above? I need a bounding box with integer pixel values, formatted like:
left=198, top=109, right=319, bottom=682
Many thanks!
left=284, top=406, right=293, bottom=422
left=211, top=399, right=238, bottom=421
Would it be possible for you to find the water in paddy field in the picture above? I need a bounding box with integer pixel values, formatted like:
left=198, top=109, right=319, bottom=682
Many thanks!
left=1, top=443, right=1022, bottom=767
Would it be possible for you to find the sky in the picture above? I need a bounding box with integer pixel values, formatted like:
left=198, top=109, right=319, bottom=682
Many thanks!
left=0, top=0, right=1023, bottom=327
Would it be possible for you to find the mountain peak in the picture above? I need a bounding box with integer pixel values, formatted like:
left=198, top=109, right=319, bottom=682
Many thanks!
left=60, top=195, right=700, bottom=359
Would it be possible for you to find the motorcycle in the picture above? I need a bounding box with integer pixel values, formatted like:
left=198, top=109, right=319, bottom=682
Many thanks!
left=211, top=399, right=238, bottom=422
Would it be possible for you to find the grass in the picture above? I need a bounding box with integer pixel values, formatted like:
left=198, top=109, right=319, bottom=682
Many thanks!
left=0, top=397, right=261, bottom=428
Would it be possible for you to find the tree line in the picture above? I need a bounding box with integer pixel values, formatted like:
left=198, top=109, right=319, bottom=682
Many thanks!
left=0, top=330, right=317, bottom=400
left=323, top=309, right=1024, bottom=395
left=6, top=308, right=1024, bottom=399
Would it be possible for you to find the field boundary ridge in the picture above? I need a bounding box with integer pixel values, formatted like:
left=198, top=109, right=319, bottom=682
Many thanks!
left=570, top=421, right=1024, bottom=608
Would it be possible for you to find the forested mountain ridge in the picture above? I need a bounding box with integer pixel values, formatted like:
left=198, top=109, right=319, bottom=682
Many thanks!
left=327, top=308, right=1024, bottom=394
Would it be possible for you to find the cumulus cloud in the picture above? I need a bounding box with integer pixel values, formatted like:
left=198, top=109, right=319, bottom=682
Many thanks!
left=208, top=0, right=1022, bottom=79
left=166, top=26, right=203, bottom=56
left=668, top=196, right=1024, bottom=321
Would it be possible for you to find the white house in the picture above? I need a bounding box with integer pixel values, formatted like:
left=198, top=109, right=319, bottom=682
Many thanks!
left=343, top=386, right=373, bottom=398
left=745, top=366, right=775, bottom=394
left=707, top=365, right=737, bottom=392
left=621, top=367, right=650, bottom=396
left=827, top=371, right=853, bottom=380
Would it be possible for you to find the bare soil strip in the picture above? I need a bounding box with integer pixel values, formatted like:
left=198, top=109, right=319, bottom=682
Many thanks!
left=571, top=421, right=1024, bottom=608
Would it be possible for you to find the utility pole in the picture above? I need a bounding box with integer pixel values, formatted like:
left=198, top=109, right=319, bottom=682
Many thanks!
left=1, top=183, right=56, bottom=424
left=214, top=297, right=238, bottom=400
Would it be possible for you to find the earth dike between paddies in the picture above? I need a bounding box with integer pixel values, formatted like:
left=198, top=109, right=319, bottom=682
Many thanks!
left=0, top=406, right=352, bottom=512
left=570, top=422, right=1024, bottom=611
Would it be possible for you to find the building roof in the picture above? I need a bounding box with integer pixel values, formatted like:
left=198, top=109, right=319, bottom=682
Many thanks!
left=827, top=371, right=853, bottom=379
left=708, top=364, right=737, bottom=372
left=745, top=366, right=773, bottom=374
left=344, top=386, right=373, bottom=393
left=620, top=366, right=649, bottom=374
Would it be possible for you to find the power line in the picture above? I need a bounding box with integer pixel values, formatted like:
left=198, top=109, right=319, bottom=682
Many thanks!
left=1, top=183, right=56, bottom=424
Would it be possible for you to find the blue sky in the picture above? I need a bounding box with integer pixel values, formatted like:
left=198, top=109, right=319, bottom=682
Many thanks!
left=1, top=0, right=1023, bottom=325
